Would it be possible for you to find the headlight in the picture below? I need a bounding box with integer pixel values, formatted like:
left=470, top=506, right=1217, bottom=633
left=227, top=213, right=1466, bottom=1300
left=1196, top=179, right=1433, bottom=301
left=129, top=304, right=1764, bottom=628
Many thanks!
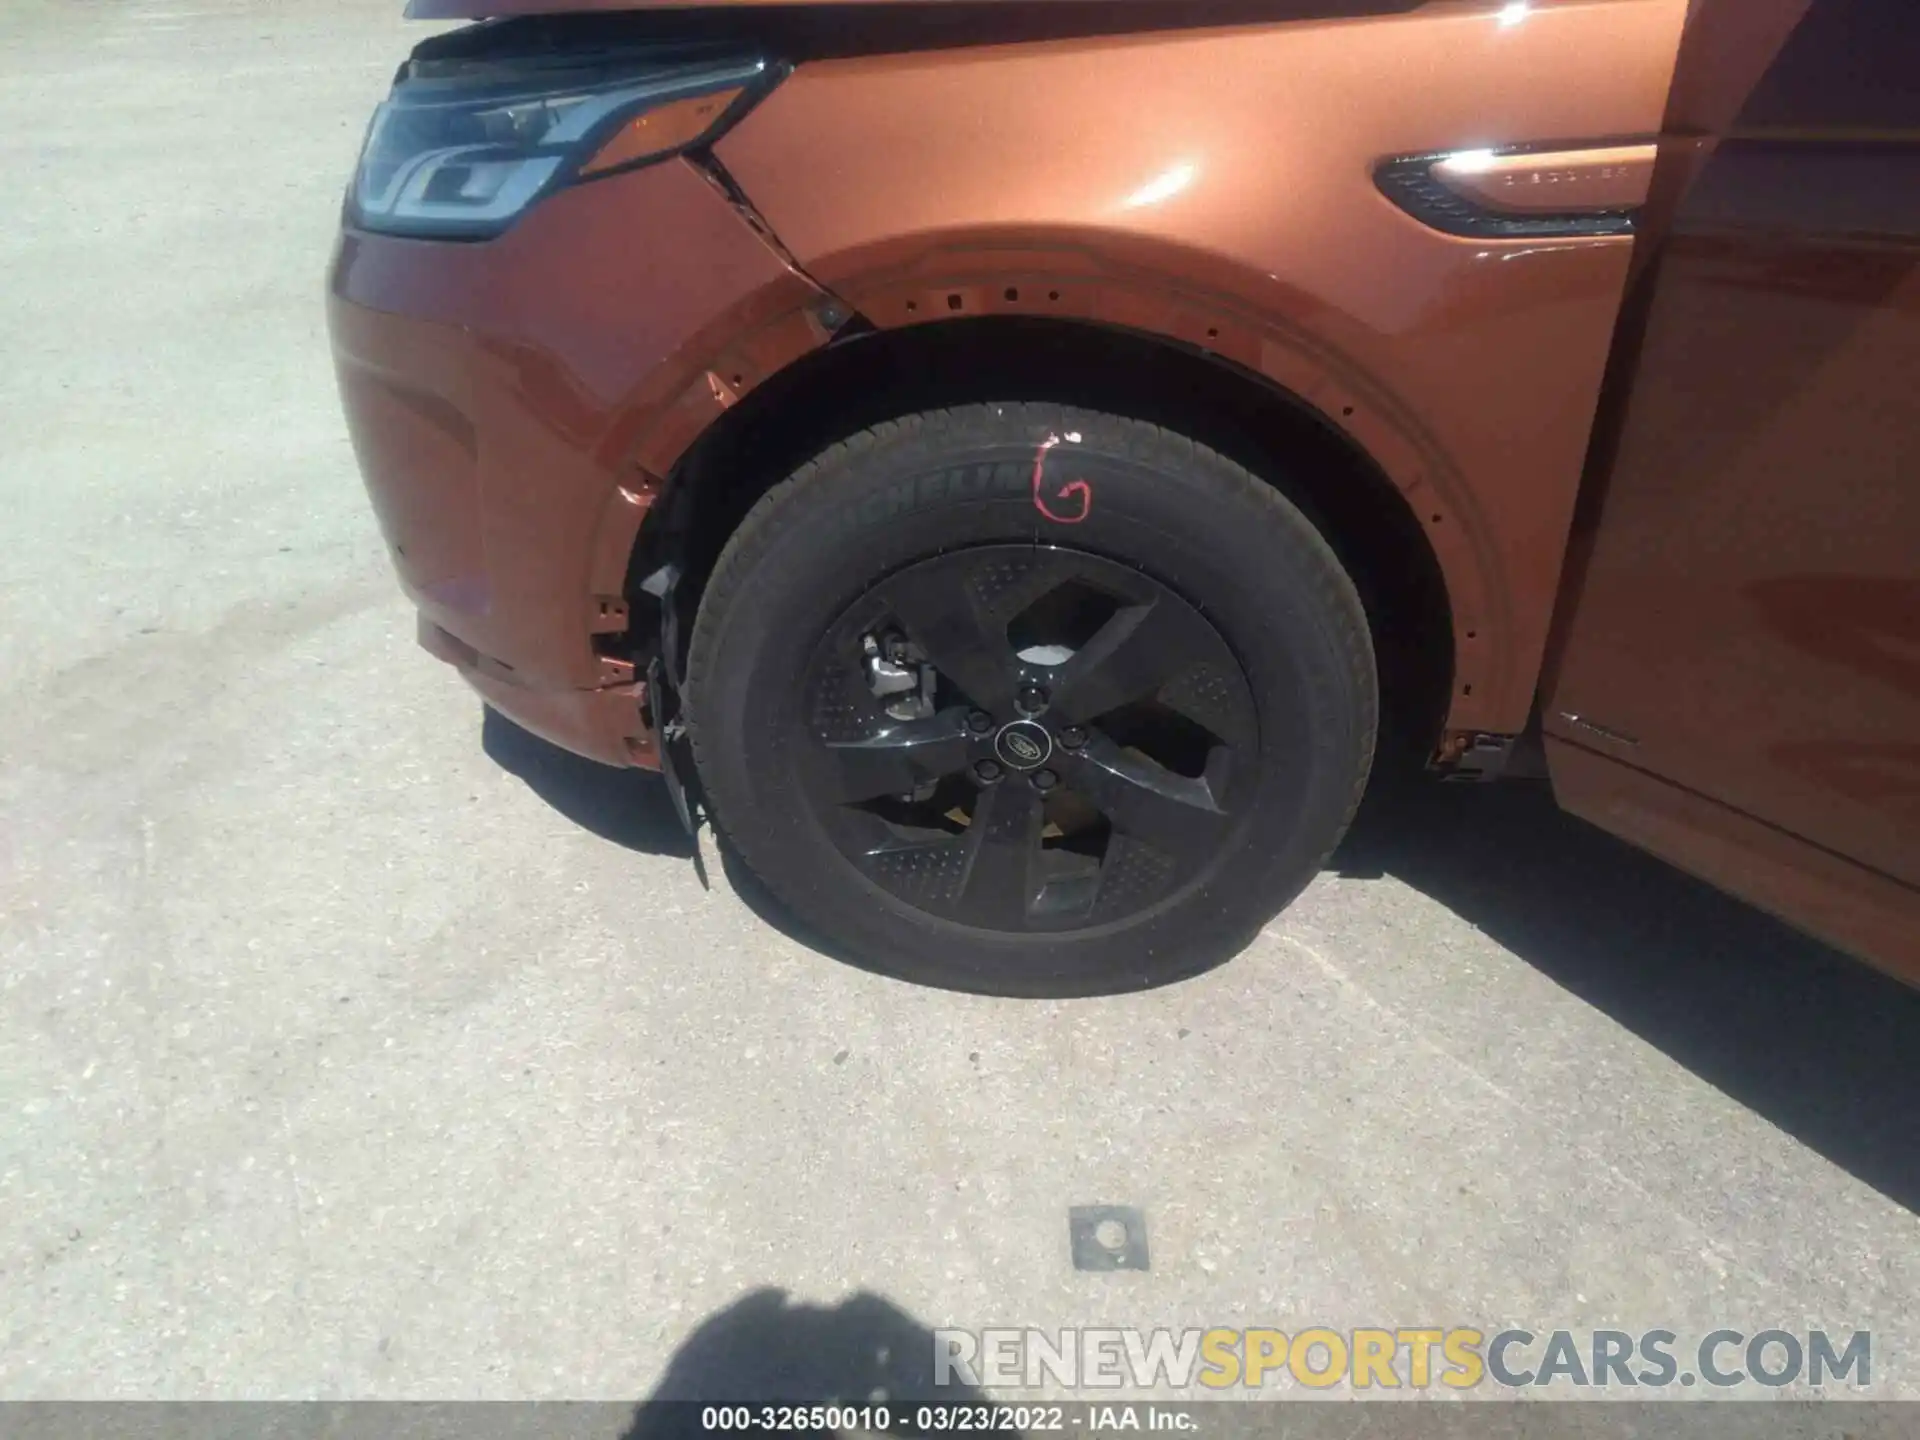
left=350, top=50, right=771, bottom=240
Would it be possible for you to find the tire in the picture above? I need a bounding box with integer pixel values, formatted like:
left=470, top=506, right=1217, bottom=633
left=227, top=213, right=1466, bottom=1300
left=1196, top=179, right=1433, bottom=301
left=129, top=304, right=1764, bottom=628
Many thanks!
left=685, top=403, right=1376, bottom=996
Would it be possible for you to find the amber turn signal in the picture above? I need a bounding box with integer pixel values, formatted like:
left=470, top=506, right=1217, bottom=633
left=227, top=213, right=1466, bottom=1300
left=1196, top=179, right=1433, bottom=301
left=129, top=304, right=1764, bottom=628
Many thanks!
left=581, top=87, right=747, bottom=177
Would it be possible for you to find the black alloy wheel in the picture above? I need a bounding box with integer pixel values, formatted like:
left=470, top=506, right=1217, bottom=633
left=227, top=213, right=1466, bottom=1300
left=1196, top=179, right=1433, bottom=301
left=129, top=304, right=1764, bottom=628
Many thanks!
left=686, top=403, right=1378, bottom=996
left=797, top=544, right=1259, bottom=932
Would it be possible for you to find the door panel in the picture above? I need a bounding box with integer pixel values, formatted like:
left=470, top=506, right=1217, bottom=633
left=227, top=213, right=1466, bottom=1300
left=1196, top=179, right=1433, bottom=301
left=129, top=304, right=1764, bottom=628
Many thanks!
left=1548, top=0, right=1920, bottom=898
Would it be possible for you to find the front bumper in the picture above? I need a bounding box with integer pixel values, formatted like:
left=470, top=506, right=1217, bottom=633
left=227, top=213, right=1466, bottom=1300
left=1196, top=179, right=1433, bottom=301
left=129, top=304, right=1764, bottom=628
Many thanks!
left=326, top=156, right=819, bottom=768
left=415, top=613, right=656, bottom=767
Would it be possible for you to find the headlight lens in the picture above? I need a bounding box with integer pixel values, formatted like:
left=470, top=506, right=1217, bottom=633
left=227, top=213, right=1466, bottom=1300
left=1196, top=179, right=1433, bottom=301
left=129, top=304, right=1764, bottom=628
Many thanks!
left=350, top=54, right=769, bottom=239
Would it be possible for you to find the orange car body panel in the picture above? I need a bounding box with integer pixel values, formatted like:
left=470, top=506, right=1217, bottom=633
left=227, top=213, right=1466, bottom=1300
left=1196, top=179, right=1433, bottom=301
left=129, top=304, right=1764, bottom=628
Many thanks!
left=330, top=0, right=1920, bottom=981
left=329, top=158, right=834, bottom=762
left=712, top=0, right=1689, bottom=734
left=333, top=0, right=1688, bottom=756
left=1542, top=0, right=1920, bottom=983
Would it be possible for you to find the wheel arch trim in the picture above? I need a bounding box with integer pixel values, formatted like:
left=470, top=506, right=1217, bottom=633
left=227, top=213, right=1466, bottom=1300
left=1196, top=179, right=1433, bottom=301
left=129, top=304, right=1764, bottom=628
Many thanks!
left=598, top=242, right=1508, bottom=734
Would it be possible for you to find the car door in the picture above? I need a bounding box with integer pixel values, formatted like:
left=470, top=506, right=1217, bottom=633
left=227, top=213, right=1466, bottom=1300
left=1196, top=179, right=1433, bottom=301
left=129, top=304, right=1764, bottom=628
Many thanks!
left=1543, top=0, right=1920, bottom=973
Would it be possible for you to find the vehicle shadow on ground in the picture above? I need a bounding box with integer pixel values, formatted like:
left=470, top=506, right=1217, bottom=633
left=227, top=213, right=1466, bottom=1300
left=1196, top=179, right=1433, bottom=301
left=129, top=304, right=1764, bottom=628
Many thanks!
left=621, top=1288, right=989, bottom=1438
left=483, top=708, right=696, bottom=859
left=484, top=711, right=1919, bottom=1215
left=1335, top=777, right=1920, bottom=1216
left=479, top=710, right=916, bottom=970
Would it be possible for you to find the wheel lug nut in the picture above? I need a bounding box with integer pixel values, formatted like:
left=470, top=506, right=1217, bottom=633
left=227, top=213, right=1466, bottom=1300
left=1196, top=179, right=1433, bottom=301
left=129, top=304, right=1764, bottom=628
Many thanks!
left=1018, top=684, right=1049, bottom=713
left=1059, top=726, right=1087, bottom=749
left=972, top=759, right=1003, bottom=784
left=966, top=710, right=994, bottom=734
left=1031, top=768, right=1059, bottom=792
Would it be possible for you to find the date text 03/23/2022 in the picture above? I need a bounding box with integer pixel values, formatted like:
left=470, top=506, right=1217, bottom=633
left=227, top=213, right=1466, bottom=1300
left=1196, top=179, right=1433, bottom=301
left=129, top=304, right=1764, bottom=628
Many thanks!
left=697, top=1404, right=1190, bottom=1431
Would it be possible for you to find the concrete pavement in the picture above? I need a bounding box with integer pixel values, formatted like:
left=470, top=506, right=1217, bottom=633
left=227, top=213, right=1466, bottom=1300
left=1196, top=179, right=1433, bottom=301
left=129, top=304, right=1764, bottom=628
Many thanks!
left=1, top=0, right=1916, bottom=1406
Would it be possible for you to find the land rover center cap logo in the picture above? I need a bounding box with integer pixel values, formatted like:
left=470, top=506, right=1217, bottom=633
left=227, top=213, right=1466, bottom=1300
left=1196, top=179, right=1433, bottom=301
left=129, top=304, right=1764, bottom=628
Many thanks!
left=995, top=720, right=1053, bottom=771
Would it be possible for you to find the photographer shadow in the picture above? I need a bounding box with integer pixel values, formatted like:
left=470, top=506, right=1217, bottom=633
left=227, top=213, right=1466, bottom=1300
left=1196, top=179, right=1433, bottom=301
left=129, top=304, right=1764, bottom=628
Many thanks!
left=623, top=1289, right=993, bottom=1439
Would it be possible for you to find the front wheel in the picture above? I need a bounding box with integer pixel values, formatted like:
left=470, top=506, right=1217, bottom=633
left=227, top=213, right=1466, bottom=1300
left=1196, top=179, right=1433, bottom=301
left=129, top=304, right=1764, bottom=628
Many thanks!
left=685, top=404, right=1377, bottom=996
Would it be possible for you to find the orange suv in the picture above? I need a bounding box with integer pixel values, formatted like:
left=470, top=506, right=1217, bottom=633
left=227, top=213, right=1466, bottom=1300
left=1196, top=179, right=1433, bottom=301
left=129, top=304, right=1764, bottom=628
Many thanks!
left=329, top=0, right=1918, bottom=995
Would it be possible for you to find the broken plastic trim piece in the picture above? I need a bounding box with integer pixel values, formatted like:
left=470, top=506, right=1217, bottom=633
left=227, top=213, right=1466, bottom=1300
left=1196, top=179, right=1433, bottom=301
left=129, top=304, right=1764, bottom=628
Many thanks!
left=1432, top=730, right=1545, bottom=781
left=648, top=652, right=709, bottom=886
